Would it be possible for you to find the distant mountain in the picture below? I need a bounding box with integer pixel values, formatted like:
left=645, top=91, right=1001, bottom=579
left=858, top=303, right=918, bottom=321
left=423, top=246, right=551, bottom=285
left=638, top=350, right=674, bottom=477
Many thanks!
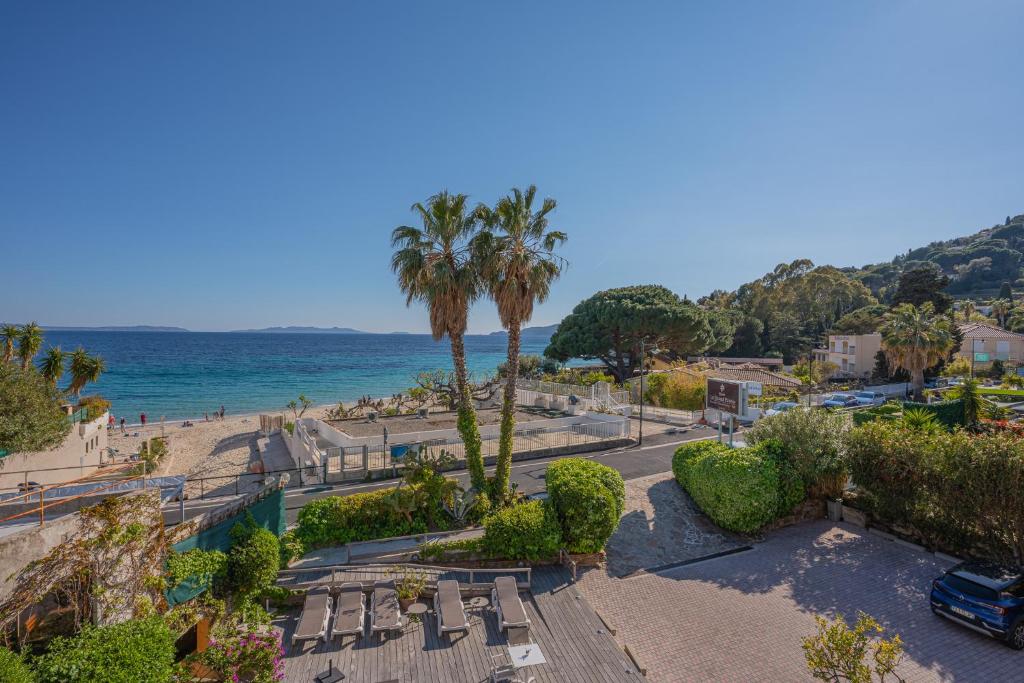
left=230, top=326, right=370, bottom=334
left=44, top=325, right=190, bottom=332
left=488, top=324, right=559, bottom=341
left=849, top=212, right=1024, bottom=299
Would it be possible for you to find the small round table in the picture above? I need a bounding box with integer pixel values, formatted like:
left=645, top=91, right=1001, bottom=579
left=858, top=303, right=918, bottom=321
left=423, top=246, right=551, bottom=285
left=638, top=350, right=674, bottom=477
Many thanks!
left=406, top=602, right=429, bottom=618
left=467, top=596, right=489, bottom=609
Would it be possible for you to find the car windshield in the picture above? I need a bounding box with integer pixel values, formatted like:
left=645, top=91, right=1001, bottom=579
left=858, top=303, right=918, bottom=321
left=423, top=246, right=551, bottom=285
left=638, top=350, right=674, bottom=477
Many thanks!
left=855, top=392, right=875, bottom=399
left=944, top=573, right=999, bottom=600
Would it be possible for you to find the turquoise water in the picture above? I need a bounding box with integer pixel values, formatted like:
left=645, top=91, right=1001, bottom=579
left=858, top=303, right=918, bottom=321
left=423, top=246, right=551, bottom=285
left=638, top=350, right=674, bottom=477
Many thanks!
left=43, top=331, right=552, bottom=421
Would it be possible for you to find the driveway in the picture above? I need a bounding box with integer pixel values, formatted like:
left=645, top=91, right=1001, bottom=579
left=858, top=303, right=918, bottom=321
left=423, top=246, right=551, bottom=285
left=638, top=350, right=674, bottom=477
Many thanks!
left=579, top=520, right=1021, bottom=682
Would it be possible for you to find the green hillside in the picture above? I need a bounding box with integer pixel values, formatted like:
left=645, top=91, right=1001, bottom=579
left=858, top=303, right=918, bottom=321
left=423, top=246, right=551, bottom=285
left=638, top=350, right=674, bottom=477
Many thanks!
left=848, top=213, right=1024, bottom=300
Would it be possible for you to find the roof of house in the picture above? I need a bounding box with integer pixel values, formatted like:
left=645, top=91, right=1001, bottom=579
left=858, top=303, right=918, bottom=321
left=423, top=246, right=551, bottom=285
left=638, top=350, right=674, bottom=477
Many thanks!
left=958, top=322, right=1024, bottom=341
left=686, top=356, right=784, bottom=368
left=707, top=367, right=803, bottom=388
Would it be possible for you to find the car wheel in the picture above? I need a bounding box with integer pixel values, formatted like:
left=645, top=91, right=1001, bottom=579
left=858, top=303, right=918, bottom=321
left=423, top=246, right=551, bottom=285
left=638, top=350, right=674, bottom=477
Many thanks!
left=1007, top=619, right=1024, bottom=650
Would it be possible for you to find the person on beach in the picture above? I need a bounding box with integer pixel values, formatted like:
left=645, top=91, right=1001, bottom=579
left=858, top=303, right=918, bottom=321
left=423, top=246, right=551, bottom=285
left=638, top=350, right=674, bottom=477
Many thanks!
left=140, top=412, right=147, bottom=426
left=219, top=405, right=225, bottom=419
left=204, top=412, right=209, bottom=422
left=120, top=417, right=126, bottom=434
left=108, top=414, right=115, bottom=430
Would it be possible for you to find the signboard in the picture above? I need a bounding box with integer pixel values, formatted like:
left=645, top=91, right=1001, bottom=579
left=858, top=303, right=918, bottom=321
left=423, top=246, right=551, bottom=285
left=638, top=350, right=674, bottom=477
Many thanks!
left=706, top=378, right=743, bottom=415
left=746, top=381, right=763, bottom=397
left=974, top=352, right=990, bottom=362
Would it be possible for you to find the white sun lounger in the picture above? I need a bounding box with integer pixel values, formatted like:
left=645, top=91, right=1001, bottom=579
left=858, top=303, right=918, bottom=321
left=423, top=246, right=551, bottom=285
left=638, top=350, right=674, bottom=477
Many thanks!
left=332, top=582, right=365, bottom=642
left=492, top=576, right=531, bottom=633
left=370, top=579, right=401, bottom=641
left=434, top=579, right=469, bottom=638
left=292, top=586, right=332, bottom=644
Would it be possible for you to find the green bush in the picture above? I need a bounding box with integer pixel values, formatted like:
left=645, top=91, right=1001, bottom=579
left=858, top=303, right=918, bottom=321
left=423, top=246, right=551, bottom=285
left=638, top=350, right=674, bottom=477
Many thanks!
left=228, top=521, right=280, bottom=597
left=291, top=488, right=428, bottom=555
left=481, top=500, right=562, bottom=561
left=846, top=421, right=1024, bottom=562
left=672, top=440, right=799, bottom=533
left=545, top=458, right=625, bottom=553
left=35, top=616, right=175, bottom=683
left=746, top=408, right=847, bottom=495
left=76, top=395, right=111, bottom=422
left=0, top=647, right=34, bottom=683
left=900, top=398, right=964, bottom=430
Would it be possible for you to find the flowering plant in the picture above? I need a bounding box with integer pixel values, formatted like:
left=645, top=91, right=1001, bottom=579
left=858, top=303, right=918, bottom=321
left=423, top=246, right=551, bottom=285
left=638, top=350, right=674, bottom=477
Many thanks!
left=178, top=629, right=285, bottom=683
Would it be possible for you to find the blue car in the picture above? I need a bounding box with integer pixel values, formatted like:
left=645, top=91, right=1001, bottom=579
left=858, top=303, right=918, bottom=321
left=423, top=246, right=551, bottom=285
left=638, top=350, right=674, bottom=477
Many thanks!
left=930, top=561, right=1024, bottom=649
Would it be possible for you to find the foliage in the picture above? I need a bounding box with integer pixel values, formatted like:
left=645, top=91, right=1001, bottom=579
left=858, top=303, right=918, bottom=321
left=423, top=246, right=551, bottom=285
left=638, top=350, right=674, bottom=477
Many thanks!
left=898, top=399, right=965, bottom=430
left=746, top=408, right=849, bottom=497
left=16, top=322, right=43, bottom=370
left=38, top=346, right=66, bottom=386
left=176, top=629, right=284, bottom=683
left=228, top=517, right=280, bottom=597
left=165, top=548, right=227, bottom=592
left=0, top=363, right=71, bottom=453
left=672, top=440, right=803, bottom=533
left=846, top=421, right=1024, bottom=563
left=498, top=353, right=559, bottom=379
left=890, top=262, right=952, bottom=314
left=290, top=488, right=430, bottom=556
left=880, top=303, right=955, bottom=399
left=77, top=395, right=111, bottom=421
left=391, top=190, right=487, bottom=491
left=831, top=304, right=888, bottom=335
left=286, top=394, right=313, bottom=420
left=899, top=408, right=941, bottom=434
left=0, top=647, right=34, bottom=683
left=34, top=616, right=175, bottom=683
left=282, top=421, right=294, bottom=435
left=792, top=358, right=840, bottom=386
left=545, top=458, right=625, bottom=553
left=66, top=347, right=106, bottom=398
left=851, top=403, right=903, bottom=427
left=131, top=436, right=168, bottom=475
left=473, top=185, right=567, bottom=497
left=418, top=537, right=484, bottom=562
left=945, top=378, right=982, bottom=426
left=545, top=285, right=715, bottom=383
left=481, top=499, right=562, bottom=561
left=802, top=612, right=905, bottom=683
left=642, top=371, right=706, bottom=411
left=940, top=356, right=971, bottom=377
left=389, top=566, right=428, bottom=601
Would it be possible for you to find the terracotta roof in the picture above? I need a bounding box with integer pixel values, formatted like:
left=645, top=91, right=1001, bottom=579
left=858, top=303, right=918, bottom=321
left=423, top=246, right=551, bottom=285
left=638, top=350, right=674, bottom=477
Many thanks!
left=707, top=367, right=803, bottom=388
left=958, top=323, right=1024, bottom=341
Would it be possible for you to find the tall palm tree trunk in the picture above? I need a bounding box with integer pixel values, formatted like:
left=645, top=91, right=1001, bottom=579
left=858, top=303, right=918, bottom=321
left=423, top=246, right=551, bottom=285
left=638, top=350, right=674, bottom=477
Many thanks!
left=451, top=332, right=486, bottom=490
left=494, top=321, right=521, bottom=494
left=911, top=368, right=925, bottom=402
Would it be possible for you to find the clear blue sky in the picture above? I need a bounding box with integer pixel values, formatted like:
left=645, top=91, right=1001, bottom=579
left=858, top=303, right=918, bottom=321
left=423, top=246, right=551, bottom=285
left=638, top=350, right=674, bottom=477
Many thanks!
left=2, top=1, right=1022, bottom=333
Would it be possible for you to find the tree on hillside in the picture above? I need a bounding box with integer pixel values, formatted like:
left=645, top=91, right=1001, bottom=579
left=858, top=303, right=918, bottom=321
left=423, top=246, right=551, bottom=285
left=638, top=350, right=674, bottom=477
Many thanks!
left=544, top=285, right=714, bottom=383
left=891, top=263, right=952, bottom=314
left=880, top=303, right=955, bottom=400
left=999, top=280, right=1014, bottom=301
left=474, top=186, right=567, bottom=498
left=723, top=314, right=764, bottom=357
left=391, top=191, right=487, bottom=491
left=991, top=298, right=1011, bottom=328
left=0, top=363, right=71, bottom=453
left=831, top=304, right=888, bottom=335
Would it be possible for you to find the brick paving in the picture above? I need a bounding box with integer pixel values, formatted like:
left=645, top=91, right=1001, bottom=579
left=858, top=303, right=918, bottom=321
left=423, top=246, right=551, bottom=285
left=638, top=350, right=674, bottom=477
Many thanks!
left=579, top=520, right=1021, bottom=682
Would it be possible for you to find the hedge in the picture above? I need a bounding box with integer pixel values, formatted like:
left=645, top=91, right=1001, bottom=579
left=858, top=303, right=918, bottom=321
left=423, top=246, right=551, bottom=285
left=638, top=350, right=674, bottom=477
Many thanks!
left=0, top=647, right=34, bottom=683
left=672, top=440, right=802, bottom=533
left=228, top=523, right=280, bottom=596
left=900, top=398, right=964, bottom=430
left=288, top=488, right=428, bottom=557
left=846, top=420, right=1024, bottom=563
left=34, top=616, right=175, bottom=683
left=481, top=500, right=562, bottom=561
left=545, top=458, right=625, bottom=553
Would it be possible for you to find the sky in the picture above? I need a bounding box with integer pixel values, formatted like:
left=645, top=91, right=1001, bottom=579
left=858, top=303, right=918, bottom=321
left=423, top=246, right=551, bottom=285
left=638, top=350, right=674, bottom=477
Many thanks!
left=2, top=1, right=1023, bottom=333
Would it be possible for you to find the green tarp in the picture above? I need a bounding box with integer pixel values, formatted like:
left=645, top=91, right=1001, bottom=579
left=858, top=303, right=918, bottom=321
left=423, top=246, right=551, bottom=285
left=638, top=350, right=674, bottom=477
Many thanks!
left=165, top=488, right=285, bottom=606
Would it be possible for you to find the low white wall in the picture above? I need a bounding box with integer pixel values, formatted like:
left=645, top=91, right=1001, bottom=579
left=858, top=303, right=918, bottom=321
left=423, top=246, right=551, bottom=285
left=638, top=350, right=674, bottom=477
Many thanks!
left=0, top=413, right=109, bottom=493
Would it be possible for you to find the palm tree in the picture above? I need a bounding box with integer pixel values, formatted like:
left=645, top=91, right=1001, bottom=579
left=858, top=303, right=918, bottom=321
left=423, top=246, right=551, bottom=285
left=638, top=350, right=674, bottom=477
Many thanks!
left=960, top=301, right=976, bottom=323
left=391, top=191, right=487, bottom=491
left=474, top=186, right=567, bottom=496
left=17, top=321, right=43, bottom=370
left=39, top=346, right=67, bottom=386
left=67, top=348, right=106, bottom=397
left=992, top=299, right=1011, bottom=328
left=1, top=324, right=19, bottom=364
left=880, top=303, right=955, bottom=401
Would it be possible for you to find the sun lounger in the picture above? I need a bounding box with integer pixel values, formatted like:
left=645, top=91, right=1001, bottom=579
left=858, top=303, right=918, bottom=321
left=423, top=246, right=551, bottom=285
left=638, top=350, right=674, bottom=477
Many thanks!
left=292, top=586, right=332, bottom=644
left=434, top=579, right=469, bottom=638
left=492, top=576, right=530, bottom=633
left=370, top=580, right=401, bottom=640
left=331, top=582, right=365, bottom=642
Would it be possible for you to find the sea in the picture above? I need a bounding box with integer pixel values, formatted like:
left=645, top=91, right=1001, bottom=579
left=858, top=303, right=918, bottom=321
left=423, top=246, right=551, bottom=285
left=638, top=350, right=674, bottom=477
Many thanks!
left=42, top=331, right=554, bottom=422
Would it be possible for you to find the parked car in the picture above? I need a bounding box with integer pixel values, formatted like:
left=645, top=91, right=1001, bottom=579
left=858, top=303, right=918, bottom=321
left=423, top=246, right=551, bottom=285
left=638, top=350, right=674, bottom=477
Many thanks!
left=765, top=401, right=799, bottom=417
left=821, top=393, right=860, bottom=409
left=853, top=391, right=886, bottom=406
left=930, top=561, right=1024, bottom=649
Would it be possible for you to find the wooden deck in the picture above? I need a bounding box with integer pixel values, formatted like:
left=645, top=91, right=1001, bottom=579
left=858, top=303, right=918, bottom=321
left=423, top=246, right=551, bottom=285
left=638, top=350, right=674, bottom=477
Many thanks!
left=275, top=566, right=641, bottom=682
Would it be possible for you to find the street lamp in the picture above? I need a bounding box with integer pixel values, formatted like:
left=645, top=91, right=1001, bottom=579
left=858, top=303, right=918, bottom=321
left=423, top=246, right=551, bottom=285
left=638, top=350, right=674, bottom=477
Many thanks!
left=637, top=339, right=659, bottom=446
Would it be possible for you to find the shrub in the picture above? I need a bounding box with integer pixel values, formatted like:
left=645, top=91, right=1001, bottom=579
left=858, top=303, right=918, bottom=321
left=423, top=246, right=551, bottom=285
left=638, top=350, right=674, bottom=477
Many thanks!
left=672, top=440, right=800, bottom=533
left=899, top=398, right=964, bottom=430
left=746, top=408, right=848, bottom=496
left=228, top=520, right=280, bottom=597
left=77, top=395, right=111, bottom=421
left=166, top=548, right=227, bottom=592
left=0, top=647, right=34, bottom=683
left=802, top=613, right=905, bottom=683
left=291, top=488, right=428, bottom=554
left=481, top=500, right=562, bottom=561
left=35, top=616, right=175, bottom=683
left=846, top=421, right=1024, bottom=562
left=178, top=629, right=284, bottom=683
left=418, top=537, right=484, bottom=562
left=545, top=458, right=625, bottom=553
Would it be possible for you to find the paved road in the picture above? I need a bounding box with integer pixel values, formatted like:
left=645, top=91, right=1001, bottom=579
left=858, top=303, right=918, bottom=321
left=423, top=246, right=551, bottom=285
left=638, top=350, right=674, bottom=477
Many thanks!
left=165, top=424, right=737, bottom=526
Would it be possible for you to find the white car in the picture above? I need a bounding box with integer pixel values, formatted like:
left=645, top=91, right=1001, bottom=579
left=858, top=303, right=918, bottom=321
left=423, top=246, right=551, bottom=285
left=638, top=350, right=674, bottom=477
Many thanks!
left=765, top=401, right=800, bottom=417
left=853, top=391, right=886, bottom=406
